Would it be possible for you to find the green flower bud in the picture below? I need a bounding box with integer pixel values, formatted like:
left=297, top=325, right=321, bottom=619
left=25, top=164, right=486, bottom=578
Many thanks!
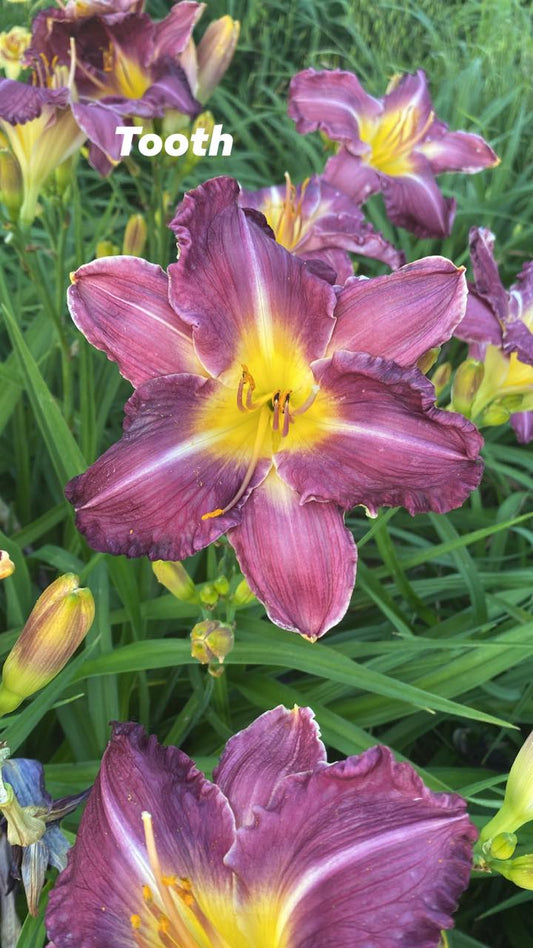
left=451, top=359, right=485, bottom=417
left=0, top=574, right=95, bottom=714
left=484, top=832, right=517, bottom=860
left=190, top=620, right=234, bottom=665
left=199, top=583, right=219, bottom=606
left=431, top=362, right=452, bottom=396
left=478, top=403, right=510, bottom=426
left=152, top=560, right=198, bottom=602
left=0, top=550, right=15, bottom=580
left=490, top=853, right=533, bottom=890
left=481, top=732, right=533, bottom=841
left=122, top=214, right=147, bottom=257
left=416, top=347, right=440, bottom=375
left=96, top=240, right=119, bottom=258
left=213, top=575, right=230, bottom=596
left=0, top=149, right=22, bottom=219
left=232, top=578, right=255, bottom=606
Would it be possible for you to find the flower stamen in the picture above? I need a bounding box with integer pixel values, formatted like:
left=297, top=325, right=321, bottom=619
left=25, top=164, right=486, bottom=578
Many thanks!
left=202, top=406, right=270, bottom=520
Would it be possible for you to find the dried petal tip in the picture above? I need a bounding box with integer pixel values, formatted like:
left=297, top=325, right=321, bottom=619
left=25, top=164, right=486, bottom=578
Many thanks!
left=481, top=732, right=533, bottom=840
left=190, top=620, right=234, bottom=665
left=0, top=551, right=15, bottom=580
left=0, top=574, right=95, bottom=714
left=152, top=560, right=198, bottom=602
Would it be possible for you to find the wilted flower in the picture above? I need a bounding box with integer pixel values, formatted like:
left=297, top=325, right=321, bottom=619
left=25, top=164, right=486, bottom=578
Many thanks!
left=240, top=173, right=404, bottom=283
left=64, top=176, right=483, bottom=639
left=45, top=706, right=476, bottom=947
left=190, top=618, right=234, bottom=665
left=0, top=26, right=31, bottom=80
left=0, top=573, right=95, bottom=714
left=455, top=227, right=533, bottom=441
left=288, top=69, right=499, bottom=238
left=0, top=748, right=88, bottom=922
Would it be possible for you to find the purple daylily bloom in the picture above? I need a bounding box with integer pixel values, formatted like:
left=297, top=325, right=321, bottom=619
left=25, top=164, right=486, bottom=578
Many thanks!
left=27, top=2, right=203, bottom=174
left=288, top=69, right=499, bottom=239
left=456, top=227, right=533, bottom=441
left=240, top=174, right=405, bottom=284
left=45, top=707, right=477, bottom=947
left=64, top=176, right=482, bottom=640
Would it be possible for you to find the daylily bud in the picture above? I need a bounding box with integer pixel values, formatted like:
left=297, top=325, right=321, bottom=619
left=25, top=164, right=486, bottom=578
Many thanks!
left=478, top=403, right=510, bottom=426
left=451, top=359, right=485, bottom=417
left=152, top=560, right=198, bottom=602
left=196, top=17, right=240, bottom=103
left=0, top=574, right=95, bottom=714
left=54, top=154, right=78, bottom=198
left=0, top=551, right=15, bottom=580
left=122, top=214, right=147, bottom=257
left=0, top=149, right=22, bottom=219
left=416, top=347, right=440, bottom=375
left=484, top=832, right=517, bottom=860
left=190, top=620, right=234, bottom=665
left=431, top=361, right=452, bottom=396
left=490, top=854, right=533, bottom=890
left=232, top=577, right=255, bottom=606
left=96, top=240, right=120, bottom=258
left=0, top=27, right=31, bottom=80
left=213, top=575, right=230, bottom=596
left=199, top=583, right=218, bottom=606
left=481, top=732, right=533, bottom=841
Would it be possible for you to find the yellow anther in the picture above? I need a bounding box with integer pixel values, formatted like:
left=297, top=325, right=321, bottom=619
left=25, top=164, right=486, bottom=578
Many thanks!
left=179, top=877, right=192, bottom=891
left=142, top=884, right=153, bottom=903
left=158, top=915, right=170, bottom=933
left=162, top=874, right=177, bottom=886
left=201, top=508, right=224, bottom=521
left=130, top=914, right=142, bottom=929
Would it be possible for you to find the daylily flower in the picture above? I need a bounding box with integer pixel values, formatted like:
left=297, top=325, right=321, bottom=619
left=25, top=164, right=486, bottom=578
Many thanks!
left=0, top=26, right=31, bottom=81
left=455, top=227, right=533, bottom=441
left=45, top=706, right=477, bottom=947
left=288, top=69, right=499, bottom=238
left=64, top=176, right=482, bottom=639
left=239, top=173, right=404, bottom=284
left=0, top=71, right=86, bottom=225
left=0, top=748, right=88, bottom=922
left=27, top=2, right=225, bottom=174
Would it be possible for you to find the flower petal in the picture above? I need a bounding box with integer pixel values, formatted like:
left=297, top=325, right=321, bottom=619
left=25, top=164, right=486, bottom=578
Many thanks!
left=330, top=256, right=467, bottom=366
left=468, top=227, right=509, bottom=322
left=153, top=1, right=205, bottom=59
left=68, top=256, right=204, bottom=386
left=324, top=148, right=381, bottom=204
left=419, top=125, right=499, bottom=173
left=504, top=261, right=533, bottom=364
left=227, top=470, right=357, bottom=640
left=65, top=374, right=271, bottom=560
left=214, top=706, right=326, bottom=828
left=288, top=68, right=381, bottom=150
left=226, top=746, right=476, bottom=948
left=456, top=287, right=503, bottom=346
left=511, top=411, right=533, bottom=443
left=45, top=723, right=235, bottom=947
left=382, top=70, right=434, bottom=132
left=502, top=319, right=533, bottom=366
left=0, top=79, right=68, bottom=124
left=381, top=153, right=456, bottom=238
left=276, top=350, right=483, bottom=516
left=168, top=176, right=336, bottom=378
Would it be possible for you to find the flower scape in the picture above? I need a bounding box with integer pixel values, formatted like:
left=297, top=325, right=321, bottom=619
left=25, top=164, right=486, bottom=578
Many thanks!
left=0, top=0, right=532, bottom=945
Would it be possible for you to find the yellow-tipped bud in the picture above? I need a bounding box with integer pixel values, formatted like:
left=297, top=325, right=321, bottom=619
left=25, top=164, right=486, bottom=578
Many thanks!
left=190, top=620, right=234, bottom=666
left=431, top=361, right=452, bottom=396
left=484, top=832, right=517, bottom=860
left=96, top=240, right=120, bottom=258
left=451, top=359, right=485, bottom=417
left=199, top=583, right=219, bottom=607
left=416, top=347, right=440, bottom=375
left=481, top=732, right=533, bottom=842
left=490, top=854, right=533, bottom=890
left=213, top=575, right=230, bottom=596
left=0, top=574, right=95, bottom=714
left=232, top=577, right=256, bottom=606
left=0, top=149, right=22, bottom=219
left=152, top=561, right=198, bottom=602
left=196, top=17, right=240, bottom=103
left=122, top=214, right=147, bottom=257
left=0, top=551, right=15, bottom=580
left=478, top=403, right=510, bottom=426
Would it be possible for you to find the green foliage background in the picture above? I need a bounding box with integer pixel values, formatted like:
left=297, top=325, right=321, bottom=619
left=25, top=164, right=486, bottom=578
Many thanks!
left=1, top=0, right=533, bottom=944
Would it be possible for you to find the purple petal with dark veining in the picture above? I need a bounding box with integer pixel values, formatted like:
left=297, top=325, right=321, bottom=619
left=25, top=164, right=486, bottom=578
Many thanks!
left=153, top=1, right=204, bottom=59
left=382, top=69, right=434, bottom=135
left=468, top=227, right=509, bottom=322
left=68, top=256, right=204, bottom=385
left=65, top=374, right=271, bottom=561
left=277, top=350, right=483, bottom=516
left=511, top=411, right=533, bottom=443
left=227, top=745, right=476, bottom=948
left=214, top=706, right=326, bottom=828
left=330, top=256, right=466, bottom=366
left=288, top=68, right=381, bottom=151
left=456, top=286, right=503, bottom=346
left=0, top=80, right=68, bottom=124
left=168, top=176, right=336, bottom=377
left=324, top=148, right=381, bottom=204
left=228, top=471, right=357, bottom=640
left=381, top=153, right=456, bottom=238
left=45, top=723, right=235, bottom=948
left=419, top=124, right=499, bottom=174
